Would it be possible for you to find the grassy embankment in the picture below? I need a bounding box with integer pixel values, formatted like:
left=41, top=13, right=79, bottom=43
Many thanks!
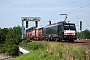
left=12, top=40, right=90, bottom=60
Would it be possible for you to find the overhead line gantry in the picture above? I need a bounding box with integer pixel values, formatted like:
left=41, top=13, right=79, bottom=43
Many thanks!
left=21, top=17, right=41, bottom=39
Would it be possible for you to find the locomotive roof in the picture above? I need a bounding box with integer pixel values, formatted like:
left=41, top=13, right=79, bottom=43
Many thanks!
left=26, top=22, right=75, bottom=31
left=45, top=22, right=75, bottom=28
left=62, top=23, right=75, bottom=25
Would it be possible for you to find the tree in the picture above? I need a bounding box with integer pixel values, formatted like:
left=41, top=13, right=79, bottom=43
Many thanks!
left=76, top=31, right=80, bottom=39
left=82, top=29, right=90, bottom=39
left=0, top=26, right=22, bottom=56
left=3, top=43, right=19, bottom=56
left=5, top=26, right=22, bottom=45
left=0, top=28, right=8, bottom=44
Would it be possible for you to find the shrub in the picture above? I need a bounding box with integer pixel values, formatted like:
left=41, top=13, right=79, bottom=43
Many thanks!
left=0, top=44, right=5, bottom=53
left=2, top=43, right=19, bottom=56
left=26, top=42, right=43, bottom=51
left=19, top=39, right=30, bottom=47
left=19, top=40, right=43, bottom=51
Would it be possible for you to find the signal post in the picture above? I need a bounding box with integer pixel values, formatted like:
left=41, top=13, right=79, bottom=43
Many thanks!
left=80, top=21, right=82, bottom=40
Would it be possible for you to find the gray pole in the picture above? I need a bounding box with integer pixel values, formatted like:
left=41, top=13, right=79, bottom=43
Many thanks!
left=22, top=20, right=24, bottom=39
left=81, top=28, right=82, bottom=40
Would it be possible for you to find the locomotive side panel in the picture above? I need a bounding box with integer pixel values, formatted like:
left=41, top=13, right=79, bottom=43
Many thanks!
left=57, top=24, right=64, bottom=40
left=42, top=25, right=59, bottom=41
left=46, top=25, right=57, bottom=34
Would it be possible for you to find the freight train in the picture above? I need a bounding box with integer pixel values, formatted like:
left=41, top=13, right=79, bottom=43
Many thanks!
left=26, top=21, right=76, bottom=42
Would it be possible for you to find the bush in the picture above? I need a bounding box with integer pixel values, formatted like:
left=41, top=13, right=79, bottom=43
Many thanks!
left=0, top=26, right=21, bottom=56
left=19, top=39, right=30, bottom=47
left=19, top=40, right=43, bottom=51
left=6, top=44, right=19, bottom=56
left=0, top=44, right=5, bottom=53
left=2, top=42, right=19, bottom=56
left=26, top=42, right=43, bottom=51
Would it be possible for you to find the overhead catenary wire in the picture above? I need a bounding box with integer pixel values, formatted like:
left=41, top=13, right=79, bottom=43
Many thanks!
left=42, top=0, right=90, bottom=21
left=67, top=3, right=90, bottom=13
left=49, top=2, right=90, bottom=22
left=43, top=0, right=80, bottom=21
left=68, top=11, right=90, bottom=20
left=65, top=2, right=90, bottom=25
left=67, top=5, right=90, bottom=26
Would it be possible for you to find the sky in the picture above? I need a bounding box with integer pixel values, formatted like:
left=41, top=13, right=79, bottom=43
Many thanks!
left=0, top=0, right=90, bottom=31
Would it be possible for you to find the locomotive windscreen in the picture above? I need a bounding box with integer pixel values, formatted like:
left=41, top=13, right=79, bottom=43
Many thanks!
left=64, top=24, right=76, bottom=30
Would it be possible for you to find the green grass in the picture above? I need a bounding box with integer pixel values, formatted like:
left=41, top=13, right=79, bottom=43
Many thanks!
left=12, top=49, right=63, bottom=60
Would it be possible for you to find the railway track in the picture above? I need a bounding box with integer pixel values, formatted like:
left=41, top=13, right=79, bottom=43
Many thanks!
left=32, top=39, right=90, bottom=43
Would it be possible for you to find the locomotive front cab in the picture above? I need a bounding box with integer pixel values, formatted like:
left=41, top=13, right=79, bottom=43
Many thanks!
left=63, top=23, right=76, bottom=41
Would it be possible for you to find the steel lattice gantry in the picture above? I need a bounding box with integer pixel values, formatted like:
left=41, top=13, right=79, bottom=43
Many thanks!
left=21, top=17, right=41, bottom=39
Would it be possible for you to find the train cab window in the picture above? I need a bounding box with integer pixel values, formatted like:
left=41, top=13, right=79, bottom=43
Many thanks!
left=64, top=24, right=75, bottom=30
left=64, top=25, right=69, bottom=30
left=70, top=25, right=75, bottom=30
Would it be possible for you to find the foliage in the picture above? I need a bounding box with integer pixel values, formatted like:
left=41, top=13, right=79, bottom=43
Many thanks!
left=0, top=28, right=8, bottom=44
left=0, top=44, right=5, bottom=53
left=4, top=43, right=19, bottom=56
left=19, top=39, right=30, bottom=47
left=82, top=29, right=90, bottom=39
left=13, top=41, right=90, bottom=60
left=5, top=26, right=22, bottom=45
left=76, top=29, right=90, bottom=39
left=0, top=26, right=22, bottom=56
left=19, top=40, right=43, bottom=51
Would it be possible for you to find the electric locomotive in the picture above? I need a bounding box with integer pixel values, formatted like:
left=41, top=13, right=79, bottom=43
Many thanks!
left=42, top=21, right=76, bottom=42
